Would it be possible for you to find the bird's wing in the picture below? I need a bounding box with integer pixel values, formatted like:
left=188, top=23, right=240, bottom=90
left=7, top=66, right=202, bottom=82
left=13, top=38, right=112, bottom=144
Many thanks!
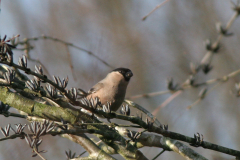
left=88, top=82, right=104, bottom=94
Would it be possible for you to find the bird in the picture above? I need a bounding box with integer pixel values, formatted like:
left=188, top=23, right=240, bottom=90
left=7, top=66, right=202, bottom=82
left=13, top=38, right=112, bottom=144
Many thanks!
left=83, top=68, right=133, bottom=113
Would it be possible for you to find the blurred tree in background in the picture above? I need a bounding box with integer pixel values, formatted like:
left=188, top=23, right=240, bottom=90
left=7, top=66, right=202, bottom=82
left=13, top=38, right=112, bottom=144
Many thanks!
left=1, top=0, right=240, bottom=159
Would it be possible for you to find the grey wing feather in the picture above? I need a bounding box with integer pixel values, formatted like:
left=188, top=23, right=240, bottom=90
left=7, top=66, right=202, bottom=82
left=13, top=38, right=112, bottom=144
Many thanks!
left=88, top=82, right=104, bottom=94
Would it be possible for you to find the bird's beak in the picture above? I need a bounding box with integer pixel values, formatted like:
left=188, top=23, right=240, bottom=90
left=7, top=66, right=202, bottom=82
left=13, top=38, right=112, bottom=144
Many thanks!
left=126, top=71, right=133, bottom=78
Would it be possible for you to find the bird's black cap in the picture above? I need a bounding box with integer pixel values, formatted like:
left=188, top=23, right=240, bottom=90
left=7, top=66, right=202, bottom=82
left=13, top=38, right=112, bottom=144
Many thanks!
left=112, top=68, right=133, bottom=81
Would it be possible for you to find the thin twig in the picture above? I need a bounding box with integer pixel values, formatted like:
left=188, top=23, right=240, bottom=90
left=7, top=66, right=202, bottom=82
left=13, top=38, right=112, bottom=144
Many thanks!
left=65, top=44, right=77, bottom=81
left=130, top=68, right=240, bottom=100
left=201, top=11, right=239, bottom=65
left=33, top=148, right=47, bottom=160
left=128, top=90, right=170, bottom=100
left=1, top=34, right=20, bottom=44
left=17, top=35, right=114, bottom=68
left=0, top=133, right=24, bottom=142
left=142, top=0, right=170, bottom=21
left=153, top=90, right=182, bottom=115
left=152, top=149, right=166, bottom=160
left=124, top=99, right=162, bottom=126
left=187, top=82, right=220, bottom=109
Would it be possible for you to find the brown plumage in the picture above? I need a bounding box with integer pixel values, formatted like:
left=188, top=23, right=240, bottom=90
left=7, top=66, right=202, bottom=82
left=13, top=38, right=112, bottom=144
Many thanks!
left=86, top=68, right=133, bottom=112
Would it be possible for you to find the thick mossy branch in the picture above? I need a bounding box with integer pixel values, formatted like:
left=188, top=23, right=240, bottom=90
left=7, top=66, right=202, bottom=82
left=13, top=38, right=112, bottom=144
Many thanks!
left=0, top=86, right=79, bottom=124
